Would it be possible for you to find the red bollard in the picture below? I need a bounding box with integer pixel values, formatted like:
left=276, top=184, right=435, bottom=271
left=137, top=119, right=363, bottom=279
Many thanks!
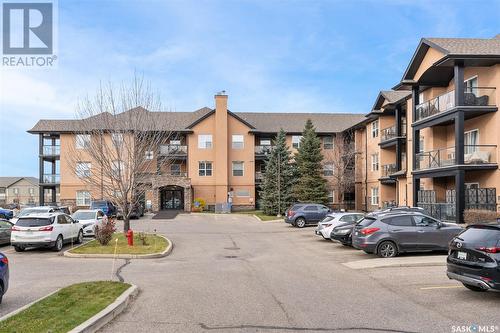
left=126, top=229, right=134, bottom=246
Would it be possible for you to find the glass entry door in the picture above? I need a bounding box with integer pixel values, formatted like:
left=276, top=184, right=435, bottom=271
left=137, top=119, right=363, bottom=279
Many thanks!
left=160, top=187, right=184, bottom=210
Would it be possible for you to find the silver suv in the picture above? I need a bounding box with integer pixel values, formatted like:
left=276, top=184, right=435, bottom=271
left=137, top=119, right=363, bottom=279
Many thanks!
left=352, top=212, right=463, bottom=257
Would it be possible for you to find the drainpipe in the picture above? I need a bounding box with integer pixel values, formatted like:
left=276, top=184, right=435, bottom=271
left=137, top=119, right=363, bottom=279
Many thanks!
left=364, top=128, right=368, bottom=212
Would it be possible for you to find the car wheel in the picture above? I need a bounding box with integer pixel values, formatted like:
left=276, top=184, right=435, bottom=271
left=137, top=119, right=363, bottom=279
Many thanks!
left=295, top=217, right=306, bottom=228
left=76, top=230, right=83, bottom=244
left=462, top=283, right=487, bottom=292
left=53, top=235, right=63, bottom=252
left=14, top=246, right=25, bottom=252
left=377, top=241, right=398, bottom=258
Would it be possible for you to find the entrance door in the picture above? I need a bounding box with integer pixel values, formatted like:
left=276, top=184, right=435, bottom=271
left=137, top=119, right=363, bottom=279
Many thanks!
left=160, top=187, right=184, bottom=210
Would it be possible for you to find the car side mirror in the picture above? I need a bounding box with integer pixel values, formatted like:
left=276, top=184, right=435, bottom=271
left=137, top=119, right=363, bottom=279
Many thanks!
left=436, top=222, right=442, bottom=229
left=74, top=219, right=79, bottom=224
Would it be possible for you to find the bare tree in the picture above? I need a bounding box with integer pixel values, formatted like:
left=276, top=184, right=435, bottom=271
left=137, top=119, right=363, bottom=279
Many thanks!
left=323, top=130, right=356, bottom=209
left=66, top=75, right=173, bottom=232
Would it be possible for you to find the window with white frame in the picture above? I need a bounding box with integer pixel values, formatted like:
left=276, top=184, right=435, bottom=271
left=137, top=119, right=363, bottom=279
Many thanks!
left=328, top=190, right=338, bottom=204
left=198, top=135, right=213, bottom=149
left=145, top=150, right=154, bottom=160
left=29, top=187, right=34, bottom=195
left=112, top=160, right=124, bottom=177
left=75, top=134, right=91, bottom=149
left=12, top=188, right=19, bottom=195
left=232, top=135, right=244, bottom=149
left=464, top=129, right=479, bottom=154
left=76, top=162, right=91, bottom=178
left=323, top=163, right=334, bottom=176
left=465, top=76, right=478, bottom=95
left=76, top=191, right=91, bottom=206
left=371, top=153, right=379, bottom=171
left=260, top=138, right=271, bottom=146
left=292, top=135, right=302, bottom=148
left=371, top=187, right=379, bottom=206
left=199, top=161, right=213, bottom=176
left=232, top=161, right=244, bottom=176
left=323, top=136, right=334, bottom=149
left=371, top=120, right=379, bottom=138
left=111, top=133, right=123, bottom=147
left=419, top=137, right=424, bottom=153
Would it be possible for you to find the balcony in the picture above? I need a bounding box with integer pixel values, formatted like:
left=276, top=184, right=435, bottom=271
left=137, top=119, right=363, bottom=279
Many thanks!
left=41, top=174, right=60, bottom=184
left=414, top=87, right=496, bottom=127
left=42, top=145, right=60, bottom=157
left=415, top=145, right=497, bottom=172
left=379, top=164, right=397, bottom=184
left=255, top=145, right=274, bottom=159
left=159, top=145, right=187, bottom=158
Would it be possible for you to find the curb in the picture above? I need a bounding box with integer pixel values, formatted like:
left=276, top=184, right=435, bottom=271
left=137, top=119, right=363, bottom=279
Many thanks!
left=0, top=284, right=138, bottom=333
left=63, top=235, right=173, bottom=259
left=252, top=214, right=283, bottom=223
left=69, top=284, right=138, bottom=333
left=342, top=256, right=447, bottom=270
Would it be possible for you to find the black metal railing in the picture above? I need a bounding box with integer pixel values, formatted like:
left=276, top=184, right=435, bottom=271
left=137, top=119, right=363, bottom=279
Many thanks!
left=159, top=145, right=187, bottom=156
left=415, top=145, right=497, bottom=170
left=381, top=163, right=397, bottom=177
left=255, top=145, right=275, bottom=155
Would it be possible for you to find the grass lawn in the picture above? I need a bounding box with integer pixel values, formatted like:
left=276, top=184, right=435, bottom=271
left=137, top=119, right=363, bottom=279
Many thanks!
left=0, top=281, right=130, bottom=333
left=69, top=233, right=168, bottom=255
left=238, top=210, right=282, bottom=221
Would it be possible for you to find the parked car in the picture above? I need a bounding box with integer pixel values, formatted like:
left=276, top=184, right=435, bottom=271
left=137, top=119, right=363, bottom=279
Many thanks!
left=0, top=207, right=13, bottom=220
left=0, top=252, right=9, bottom=304
left=315, top=212, right=364, bottom=239
left=352, top=212, right=463, bottom=258
left=10, top=206, right=61, bottom=224
left=72, top=209, right=105, bottom=237
left=11, top=212, right=83, bottom=252
left=285, top=204, right=331, bottom=228
left=447, top=223, right=500, bottom=292
left=0, top=219, right=13, bottom=245
left=330, top=221, right=358, bottom=246
left=366, top=206, right=426, bottom=217
left=90, top=200, right=117, bottom=217
left=116, top=203, right=144, bottom=220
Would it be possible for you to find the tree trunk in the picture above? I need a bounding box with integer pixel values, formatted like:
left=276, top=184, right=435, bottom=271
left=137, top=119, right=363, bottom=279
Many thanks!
left=123, top=217, right=130, bottom=232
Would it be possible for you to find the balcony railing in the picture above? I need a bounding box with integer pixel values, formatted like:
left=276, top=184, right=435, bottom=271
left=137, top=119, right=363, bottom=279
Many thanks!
left=42, top=145, right=60, bottom=156
left=255, top=145, right=275, bottom=155
left=417, top=203, right=456, bottom=221
left=415, top=87, right=496, bottom=121
left=42, top=174, right=60, bottom=184
left=415, top=145, right=497, bottom=170
left=159, top=145, right=187, bottom=156
left=381, top=125, right=406, bottom=142
left=381, top=163, right=397, bottom=177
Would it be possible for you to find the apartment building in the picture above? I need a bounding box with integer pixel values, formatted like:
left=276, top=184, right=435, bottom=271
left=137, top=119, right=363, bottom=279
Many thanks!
left=28, top=93, right=364, bottom=212
left=0, top=177, right=39, bottom=206
left=354, top=34, right=500, bottom=224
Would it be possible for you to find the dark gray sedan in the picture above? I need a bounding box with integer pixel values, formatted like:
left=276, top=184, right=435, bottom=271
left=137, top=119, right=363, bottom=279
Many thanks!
left=0, top=219, right=13, bottom=245
left=352, top=212, right=463, bottom=257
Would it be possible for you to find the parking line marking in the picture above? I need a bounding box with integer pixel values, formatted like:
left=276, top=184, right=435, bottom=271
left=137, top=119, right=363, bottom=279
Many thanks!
left=420, top=285, right=462, bottom=290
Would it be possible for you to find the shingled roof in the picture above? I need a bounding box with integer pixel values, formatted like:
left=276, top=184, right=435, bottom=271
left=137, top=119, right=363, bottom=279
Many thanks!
left=425, top=36, right=500, bottom=55
left=28, top=108, right=365, bottom=134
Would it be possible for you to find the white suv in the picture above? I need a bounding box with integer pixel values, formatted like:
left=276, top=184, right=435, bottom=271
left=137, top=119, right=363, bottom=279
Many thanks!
left=11, top=212, right=84, bottom=252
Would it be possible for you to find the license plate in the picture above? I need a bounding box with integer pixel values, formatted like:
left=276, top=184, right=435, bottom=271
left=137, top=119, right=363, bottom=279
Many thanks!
left=457, top=251, right=467, bottom=260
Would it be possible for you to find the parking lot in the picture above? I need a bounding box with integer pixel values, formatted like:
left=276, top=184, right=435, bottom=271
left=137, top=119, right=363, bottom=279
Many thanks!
left=1, top=213, right=499, bottom=332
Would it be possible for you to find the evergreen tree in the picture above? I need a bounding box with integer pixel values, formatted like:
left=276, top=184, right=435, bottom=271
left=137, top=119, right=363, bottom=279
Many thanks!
left=260, top=129, right=297, bottom=215
left=294, top=119, right=329, bottom=204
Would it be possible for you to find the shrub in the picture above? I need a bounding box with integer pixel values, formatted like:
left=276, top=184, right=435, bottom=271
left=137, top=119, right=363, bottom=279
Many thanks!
left=137, top=232, right=149, bottom=246
left=192, top=198, right=206, bottom=212
left=94, top=218, right=116, bottom=245
left=463, top=209, right=500, bottom=225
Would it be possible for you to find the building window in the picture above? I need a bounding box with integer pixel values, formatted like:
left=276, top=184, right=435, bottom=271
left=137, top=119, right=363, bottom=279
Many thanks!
left=232, top=161, right=244, bottom=176
left=171, top=164, right=181, bottom=176
left=111, top=133, right=123, bottom=147
left=236, top=189, right=250, bottom=197
left=76, top=162, right=91, bottom=178
left=371, top=153, right=379, bottom=171
left=29, top=187, right=34, bottom=195
left=371, top=187, right=379, bottom=206
left=419, top=137, right=424, bottom=153
left=198, top=135, right=213, bottom=149
left=0, top=188, right=5, bottom=194
left=328, top=190, right=337, bottom=204
left=323, top=163, right=334, bottom=176
left=260, top=138, right=271, bottom=146
left=232, top=135, right=244, bottom=149
left=112, top=160, right=124, bottom=177
left=12, top=188, right=19, bottom=195
left=323, top=136, right=334, bottom=149
left=199, top=161, right=213, bottom=176
left=464, top=129, right=479, bottom=154
left=75, top=134, right=91, bottom=149
left=465, top=76, right=478, bottom=95
left=371, top=120, right=379, bottom=138
left=76, top=191, right=91, bottom=206
left=170, top=139, right=181, bottom=145
left=145, top=151, right=154, bottom=160
left=292, top=135, right=302, bottom=149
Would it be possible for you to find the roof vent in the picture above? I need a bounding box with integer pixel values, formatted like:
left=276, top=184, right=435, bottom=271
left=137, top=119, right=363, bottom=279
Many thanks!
left=216, top=90, right=227, bottom=96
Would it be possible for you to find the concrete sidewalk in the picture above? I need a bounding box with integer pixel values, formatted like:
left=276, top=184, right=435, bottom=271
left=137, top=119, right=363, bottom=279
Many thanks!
left=342, top=255, right=447, bottom=269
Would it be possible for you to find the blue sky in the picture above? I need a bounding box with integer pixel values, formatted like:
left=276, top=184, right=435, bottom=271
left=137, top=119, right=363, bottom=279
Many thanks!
left=1, top=0, right=499, bottom=177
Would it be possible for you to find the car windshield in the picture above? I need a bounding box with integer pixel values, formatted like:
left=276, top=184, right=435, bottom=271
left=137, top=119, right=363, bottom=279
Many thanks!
left=458, top=226, right=500, bottom=247
left=321, top=216, right=335, bottom=223
left=17, top=208, right=49, bottom=217
left=72, top=211, right=96, bottom=220
left=16, top=217, right=54, bottom=227
left=356, top=217, right=376, bottom=227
